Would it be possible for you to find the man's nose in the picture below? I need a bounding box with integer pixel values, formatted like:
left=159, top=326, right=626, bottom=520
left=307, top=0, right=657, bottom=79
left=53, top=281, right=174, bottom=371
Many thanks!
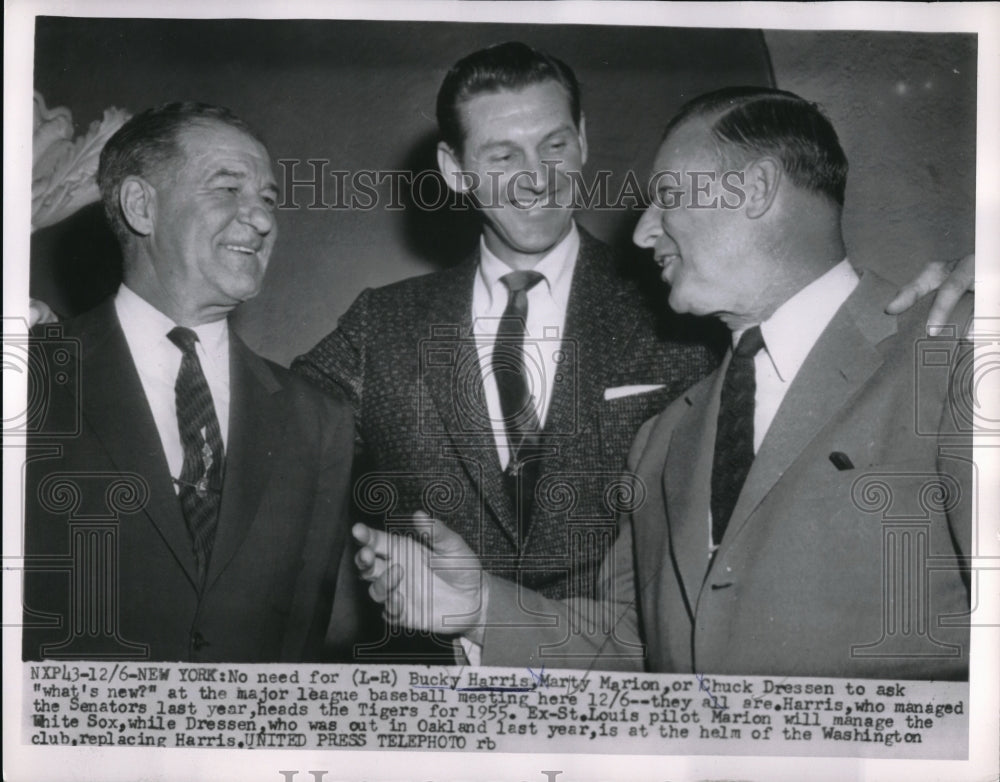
left=632, top=205, right=662, bottom=248
left=520, top=154, right=550, bottom=194
left=241, top=197, right=275, bottom=235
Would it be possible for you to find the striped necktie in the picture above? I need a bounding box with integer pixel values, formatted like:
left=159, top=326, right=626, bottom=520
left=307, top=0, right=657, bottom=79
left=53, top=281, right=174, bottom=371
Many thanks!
left=494, top=270, right=545, bottom=525
left=167, top=326, right=225, bottom=588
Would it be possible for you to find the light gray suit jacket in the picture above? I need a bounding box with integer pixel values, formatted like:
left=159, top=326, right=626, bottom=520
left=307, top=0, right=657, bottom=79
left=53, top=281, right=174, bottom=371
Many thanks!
left=482, top=269, right=973, bottom=680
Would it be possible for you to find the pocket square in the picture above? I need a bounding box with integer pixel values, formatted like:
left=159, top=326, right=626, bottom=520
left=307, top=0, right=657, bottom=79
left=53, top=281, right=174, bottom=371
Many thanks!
left=603, top=384, right=666, bottom=400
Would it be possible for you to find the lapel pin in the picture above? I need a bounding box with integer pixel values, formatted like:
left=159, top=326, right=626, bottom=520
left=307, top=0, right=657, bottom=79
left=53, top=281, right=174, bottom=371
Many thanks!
left=829, top=451, right=854, bottom=471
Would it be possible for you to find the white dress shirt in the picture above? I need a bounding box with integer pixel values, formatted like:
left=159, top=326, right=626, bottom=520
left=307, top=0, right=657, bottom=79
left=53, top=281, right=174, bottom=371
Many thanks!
left=459, top=223, right=579, bottom=665
left=114, top=284, right=231, bottom=490
left=708, top=258, right=860, bottom=553
left=471, top=222, right=579, bottom=468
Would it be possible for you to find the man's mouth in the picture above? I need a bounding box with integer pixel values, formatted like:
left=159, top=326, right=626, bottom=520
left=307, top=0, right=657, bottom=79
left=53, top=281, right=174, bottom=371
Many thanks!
left=223, top=244, right=260, bottom=256
left=509, top=188, right=567, bottom=210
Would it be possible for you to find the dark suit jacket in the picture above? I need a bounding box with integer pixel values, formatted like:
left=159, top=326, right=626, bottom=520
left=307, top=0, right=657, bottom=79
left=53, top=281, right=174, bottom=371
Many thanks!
left=482, top=270, right=973, bottom=680
left=22, top=298, right=354, bottom=662
left=293, top=227, right=717, bottom=601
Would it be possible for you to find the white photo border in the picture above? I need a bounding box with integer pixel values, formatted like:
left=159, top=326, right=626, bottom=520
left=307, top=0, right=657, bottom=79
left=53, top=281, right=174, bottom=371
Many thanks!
left=4, top=2, right=998, bottom=781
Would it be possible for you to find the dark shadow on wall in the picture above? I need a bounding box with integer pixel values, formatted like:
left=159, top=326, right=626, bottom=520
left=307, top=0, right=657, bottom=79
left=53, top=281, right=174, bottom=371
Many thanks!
left=397, top=130, right=482, bottom=270
left=30, top=202, right=122, bottom=318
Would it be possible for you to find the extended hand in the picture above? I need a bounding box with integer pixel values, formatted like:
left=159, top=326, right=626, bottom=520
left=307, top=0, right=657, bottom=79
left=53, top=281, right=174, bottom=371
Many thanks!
left=353, top=512, right=487, bottom=642
left=886, top=253, right=975, bottom=335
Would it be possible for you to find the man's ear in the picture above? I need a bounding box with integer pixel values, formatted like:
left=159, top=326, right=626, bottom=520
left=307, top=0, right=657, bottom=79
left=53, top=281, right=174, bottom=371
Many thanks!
left=577, top=114, right=588, bottom=167
left=744, top=156, right=781, bottom=219
left=119, top=176, right=156, bottom=236
left=437, top=142, right=474, bottom=195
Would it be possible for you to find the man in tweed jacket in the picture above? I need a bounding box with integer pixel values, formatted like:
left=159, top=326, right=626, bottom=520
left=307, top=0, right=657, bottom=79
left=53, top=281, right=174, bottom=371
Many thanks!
left=293, top=43, right=718, bottom=653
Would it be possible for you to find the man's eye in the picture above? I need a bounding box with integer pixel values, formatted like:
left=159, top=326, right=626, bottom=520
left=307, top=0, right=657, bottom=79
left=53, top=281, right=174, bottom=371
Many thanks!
left=262, top=195, right=277, bottom=209
left=658, top=190, right=684, bottom=209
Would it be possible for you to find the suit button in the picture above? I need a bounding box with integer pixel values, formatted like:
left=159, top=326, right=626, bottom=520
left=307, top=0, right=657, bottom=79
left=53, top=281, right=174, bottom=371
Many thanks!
left=190, top=631, right=208, bottom=652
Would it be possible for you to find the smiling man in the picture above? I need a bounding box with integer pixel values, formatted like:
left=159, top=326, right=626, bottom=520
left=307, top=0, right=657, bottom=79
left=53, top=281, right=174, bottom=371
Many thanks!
left=23, top=103, right=354, bottom=662
left=435, top=77, right=586, bottom=266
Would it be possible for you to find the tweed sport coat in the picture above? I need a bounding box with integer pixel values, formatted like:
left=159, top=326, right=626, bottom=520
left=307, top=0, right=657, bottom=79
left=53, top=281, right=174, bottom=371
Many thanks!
left=293, top=227, right=718, bottom=603
left=22, top=298, right=355, bottom=662
left=480, top=271, right=973, bottom=680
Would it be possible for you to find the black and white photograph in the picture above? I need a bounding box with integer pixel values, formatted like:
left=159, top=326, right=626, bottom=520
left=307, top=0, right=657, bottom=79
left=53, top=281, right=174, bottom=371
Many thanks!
left=4, top=2, right=998, bottom=781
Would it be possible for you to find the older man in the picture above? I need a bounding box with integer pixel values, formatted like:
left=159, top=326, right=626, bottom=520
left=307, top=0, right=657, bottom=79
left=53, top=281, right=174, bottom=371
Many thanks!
left=22, top=103, right=354, bottom=662
left=356, top=87, right=973, bottom=680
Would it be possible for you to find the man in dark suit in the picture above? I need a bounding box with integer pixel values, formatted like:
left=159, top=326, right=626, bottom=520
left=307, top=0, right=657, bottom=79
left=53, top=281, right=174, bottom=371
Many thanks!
left=293, top=42, right=718, bottom=629
left=22, top=102, right=354, bottom=662
left=355, top=87, right=973, bottom=680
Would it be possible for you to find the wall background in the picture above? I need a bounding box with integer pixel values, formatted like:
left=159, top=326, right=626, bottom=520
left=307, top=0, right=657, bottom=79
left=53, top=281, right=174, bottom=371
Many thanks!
left=30, top=19, right=976, bottom=365
left=765, top=30, right=976, bottom=288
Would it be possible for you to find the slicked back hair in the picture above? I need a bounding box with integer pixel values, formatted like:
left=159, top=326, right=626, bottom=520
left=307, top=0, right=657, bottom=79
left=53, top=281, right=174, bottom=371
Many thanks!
left=436, top=41, right=581, bottom=155
left=97, top=101, right=267, bottom=244
left=664, top=86, right=848, bottom=206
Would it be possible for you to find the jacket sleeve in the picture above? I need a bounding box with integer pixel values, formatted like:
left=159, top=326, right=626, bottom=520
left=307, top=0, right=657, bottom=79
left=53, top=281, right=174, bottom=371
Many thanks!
left=479, top=519, right=643, bottom=671
left=479, top=417, right=661, bottom=671
left=935, top=295, right=975, bottom=594
left=291, top=288, right=372, bottom=412
left=279, top=387, right=357, bottom=661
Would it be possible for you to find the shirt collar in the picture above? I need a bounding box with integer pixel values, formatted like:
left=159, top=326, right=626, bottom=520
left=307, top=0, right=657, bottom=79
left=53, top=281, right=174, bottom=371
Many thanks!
left=115, top=283, right=229, bottom=362
left=735, top=258, right=860, bottom=382
left=477, top=221, right=579, bottom=310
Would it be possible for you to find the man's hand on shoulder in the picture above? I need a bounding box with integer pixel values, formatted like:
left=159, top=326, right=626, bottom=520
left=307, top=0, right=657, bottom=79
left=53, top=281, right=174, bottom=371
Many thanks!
left=29, top=298, right=59, bottom=327
left=886, top=253, right=975, bottom=335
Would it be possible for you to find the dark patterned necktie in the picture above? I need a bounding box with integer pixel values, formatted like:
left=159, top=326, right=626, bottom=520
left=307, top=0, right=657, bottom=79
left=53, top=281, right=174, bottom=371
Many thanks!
left=711, top=325, right=765, bottom=547
left=167, top=326, right=225, bottom=588
left=494, top=270, right=545, bottom=523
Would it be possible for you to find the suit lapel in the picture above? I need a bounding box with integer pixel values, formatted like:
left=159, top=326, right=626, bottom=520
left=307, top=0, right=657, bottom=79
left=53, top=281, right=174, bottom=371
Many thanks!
left=543, top=229, right=641, bottom=448
left=722, top=270, right=898, bottom=546
left=419, top=229, right=650, bottom=548
left=204, top=332, right=286, bottom=591
left=74, top=300, right=199, bottom=587
left=663, top=370, right=724, bottom=613
left=418, top=258, right=519, bottom=544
